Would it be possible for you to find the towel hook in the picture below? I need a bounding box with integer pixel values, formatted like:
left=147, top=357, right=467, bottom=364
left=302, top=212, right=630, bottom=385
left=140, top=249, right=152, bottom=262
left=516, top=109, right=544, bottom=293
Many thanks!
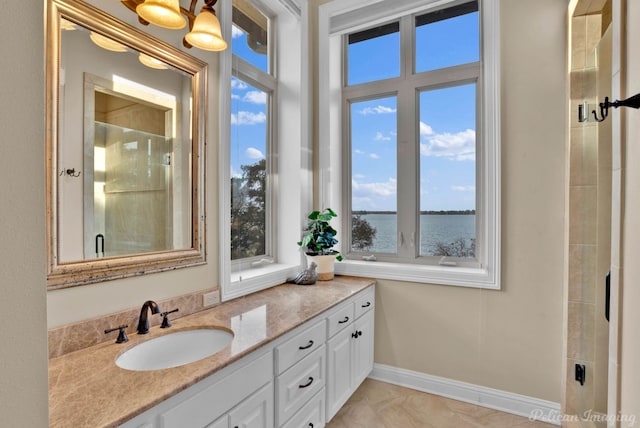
left=591, top=93, right=640, bottom=122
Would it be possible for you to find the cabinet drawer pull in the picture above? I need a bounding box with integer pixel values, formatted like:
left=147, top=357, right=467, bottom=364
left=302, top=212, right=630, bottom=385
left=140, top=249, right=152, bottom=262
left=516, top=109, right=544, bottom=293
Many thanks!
left=298, top=377, right=314, bottom=388
left=298, top=340, right=314, bottom=350
left=309, top=424, right=314, bottom=428
left=338, top=316, right=349, bottom=324
left=361, top=302, right=371, bottom=308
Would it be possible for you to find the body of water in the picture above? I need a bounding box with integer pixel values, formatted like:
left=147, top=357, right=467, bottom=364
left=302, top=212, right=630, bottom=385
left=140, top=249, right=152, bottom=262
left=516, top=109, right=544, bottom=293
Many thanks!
left=354, top=213, right=475, bottom=257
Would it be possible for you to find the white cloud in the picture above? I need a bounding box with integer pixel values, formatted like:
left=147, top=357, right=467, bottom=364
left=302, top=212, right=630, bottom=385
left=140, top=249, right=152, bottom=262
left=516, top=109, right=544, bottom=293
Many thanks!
left=245, top=147, right=265, bottom=159
left=375, top=132, right=391, bottom=141
left=420, top=128, right=476, bottom=161
left=231, top=166, right=242, bottom=178
left=232, top=25, right=245, bottom=38
left=352, top=176, right=397, bottom=210
left=231, top=94, right=240, bottom=100
left=231, top=111, right=266, bottom=125
left=369, top=153, right=380, bottom=159
left=359, top=105, right=396, bottom=115
left=352, top=177, right=397, bottom=198
left=419, top=121, right=434, bottom=136
left=243, top=91, right=267, bottom=104
left=354, top=149, right=365, bottom=155
left=451, top=185, right=475, bottom=192
left=231, top=78, right=247, bottom=90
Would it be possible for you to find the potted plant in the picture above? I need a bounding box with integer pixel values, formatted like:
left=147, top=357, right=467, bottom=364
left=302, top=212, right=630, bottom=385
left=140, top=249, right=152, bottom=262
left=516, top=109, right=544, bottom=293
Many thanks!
left=298, top=208, right=343, bottom=280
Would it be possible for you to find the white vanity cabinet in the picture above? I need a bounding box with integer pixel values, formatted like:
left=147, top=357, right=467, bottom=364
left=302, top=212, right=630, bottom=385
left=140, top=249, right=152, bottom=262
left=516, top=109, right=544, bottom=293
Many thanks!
left=118, top=285, right=375, bottom=428
left=326, top=287, right=375, bottom=422
left=120, top=351, right=273, bottom=428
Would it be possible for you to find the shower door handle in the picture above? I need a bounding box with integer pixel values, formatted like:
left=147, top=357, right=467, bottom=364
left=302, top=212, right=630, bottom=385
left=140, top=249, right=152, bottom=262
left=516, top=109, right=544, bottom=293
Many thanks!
left=605, top=271, right=610, bottom=322
left=96, top=234, right=104, bottom=258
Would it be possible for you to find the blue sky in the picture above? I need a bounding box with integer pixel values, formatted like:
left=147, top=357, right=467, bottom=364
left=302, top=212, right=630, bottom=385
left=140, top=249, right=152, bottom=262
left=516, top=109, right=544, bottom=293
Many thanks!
left=230, top=26, right=268, bottom=179
left=230, top=10, right=478, bottom=212
left=349, top=11, right=478, bottom=212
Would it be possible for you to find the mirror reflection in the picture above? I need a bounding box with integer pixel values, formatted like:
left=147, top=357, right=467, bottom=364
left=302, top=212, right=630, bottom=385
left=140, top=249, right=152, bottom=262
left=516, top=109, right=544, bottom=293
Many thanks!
left=59, top=18, right=192, bottom=263
left=47, top=0, right=206, bottom=288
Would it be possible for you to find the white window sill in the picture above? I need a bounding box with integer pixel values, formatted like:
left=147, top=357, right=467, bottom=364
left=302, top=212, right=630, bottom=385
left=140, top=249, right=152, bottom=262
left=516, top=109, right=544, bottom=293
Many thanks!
left=334, top=259, right=500, bottom=290
left=224, top=263, right=299, bottom=301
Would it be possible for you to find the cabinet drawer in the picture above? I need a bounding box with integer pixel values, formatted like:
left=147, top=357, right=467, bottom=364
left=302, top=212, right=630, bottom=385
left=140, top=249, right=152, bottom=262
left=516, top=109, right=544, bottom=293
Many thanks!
left=280, top=389, right=325, bottom=428
left=326, top=303, right=354, bottom=338
left=354, top=288, right=375, bottom=319
left=276, top=319, right=325, bottom=375
left=276, top=345, right=326, bottom=426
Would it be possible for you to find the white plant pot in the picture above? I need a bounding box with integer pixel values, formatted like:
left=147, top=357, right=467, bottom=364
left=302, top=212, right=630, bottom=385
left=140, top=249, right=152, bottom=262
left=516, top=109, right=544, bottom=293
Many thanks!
left=306, top=254, right=337, bottom=281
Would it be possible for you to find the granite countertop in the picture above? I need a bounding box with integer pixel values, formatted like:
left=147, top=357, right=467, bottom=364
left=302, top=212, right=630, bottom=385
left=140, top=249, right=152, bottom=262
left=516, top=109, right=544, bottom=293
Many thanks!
left=48, top=276, right=375, bottom=428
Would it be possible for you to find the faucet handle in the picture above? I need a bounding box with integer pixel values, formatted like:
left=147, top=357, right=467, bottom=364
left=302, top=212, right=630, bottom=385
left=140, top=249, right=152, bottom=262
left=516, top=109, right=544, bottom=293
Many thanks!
left=104, top=324, right=129, bottom=343
left=160, top=308, right=179, bottom=328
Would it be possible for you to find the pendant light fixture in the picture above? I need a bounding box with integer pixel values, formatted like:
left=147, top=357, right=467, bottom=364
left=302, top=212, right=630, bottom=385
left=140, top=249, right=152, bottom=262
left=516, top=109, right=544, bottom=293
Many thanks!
left=135, top=0, right=186, bottom=30
left=184, top=3, right=227, bottom=51
left=120, top=0, right=227, bottom=51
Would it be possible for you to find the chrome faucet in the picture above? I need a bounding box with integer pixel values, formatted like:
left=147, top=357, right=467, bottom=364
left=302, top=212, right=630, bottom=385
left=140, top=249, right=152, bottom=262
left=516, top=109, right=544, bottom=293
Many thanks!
left=137, top=300, right=162, bottom=334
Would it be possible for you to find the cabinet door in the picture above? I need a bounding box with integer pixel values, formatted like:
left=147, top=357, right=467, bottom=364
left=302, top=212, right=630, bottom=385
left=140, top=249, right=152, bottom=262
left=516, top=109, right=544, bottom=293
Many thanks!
left=353, top=310, right=374, bottom=387
left=206, top=415, right=229, bottom=428
left=229, top=382, right=274, bottom=428
left=325, top=326, right=353, bottom=422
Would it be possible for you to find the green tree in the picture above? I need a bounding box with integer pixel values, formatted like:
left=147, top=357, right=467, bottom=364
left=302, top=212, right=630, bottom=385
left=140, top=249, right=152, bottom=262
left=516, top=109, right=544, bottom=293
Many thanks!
left=433, top=238, right=475, bottom=258
left=351, top=215, right=377, bottom=251
left=231, top=159, right=266, bottom=260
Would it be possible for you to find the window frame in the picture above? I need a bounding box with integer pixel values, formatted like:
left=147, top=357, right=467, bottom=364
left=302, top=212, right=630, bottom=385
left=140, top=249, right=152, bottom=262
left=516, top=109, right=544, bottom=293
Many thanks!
left=220, top=0, right=311, bottom=301
left=319, top=0, right=500, bottom=289
left=229, top=56, right=277, bottom=269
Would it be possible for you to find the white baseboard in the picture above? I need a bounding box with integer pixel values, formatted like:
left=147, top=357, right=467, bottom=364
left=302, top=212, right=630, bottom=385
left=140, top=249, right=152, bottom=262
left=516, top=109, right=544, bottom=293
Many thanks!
left=369, top=363, right=561, bottom=426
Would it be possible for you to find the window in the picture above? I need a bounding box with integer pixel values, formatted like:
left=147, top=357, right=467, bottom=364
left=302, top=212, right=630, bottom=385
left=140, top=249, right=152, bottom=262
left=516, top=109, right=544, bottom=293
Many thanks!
left=220, top=0, right=310, bottom=300
left=230, top=1, right=275, bottom=265
left=319, top=0, right=500, bottom=288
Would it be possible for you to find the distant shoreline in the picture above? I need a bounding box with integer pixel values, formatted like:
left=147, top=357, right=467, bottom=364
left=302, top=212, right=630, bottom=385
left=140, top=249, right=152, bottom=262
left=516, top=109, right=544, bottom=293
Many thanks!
left=353, top=210, right=476, bottom=215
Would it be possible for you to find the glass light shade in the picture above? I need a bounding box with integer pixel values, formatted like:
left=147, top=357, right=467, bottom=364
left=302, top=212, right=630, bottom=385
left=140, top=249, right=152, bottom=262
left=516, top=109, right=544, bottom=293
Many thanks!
left=184, top=8, right=227, bottom=51
left=138, top=53, right=168, bottom=69
left=60, top=20, right=77, bottom=31
left=136, top=0, right=186, bottom=30
left=90, top=32, right=128, bottom=52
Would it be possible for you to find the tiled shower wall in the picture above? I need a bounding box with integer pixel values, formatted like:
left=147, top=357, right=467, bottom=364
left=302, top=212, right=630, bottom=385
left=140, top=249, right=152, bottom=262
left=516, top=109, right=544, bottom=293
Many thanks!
left=566, top=5, right=612, bottom=424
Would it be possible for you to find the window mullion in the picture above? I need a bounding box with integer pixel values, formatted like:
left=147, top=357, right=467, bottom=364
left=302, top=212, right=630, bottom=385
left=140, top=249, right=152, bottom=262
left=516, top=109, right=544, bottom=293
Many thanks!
left=400, top=14, right=413, bottom=78
left=396, top=15, right=417, bottom=260
left=396, top=82, right=418, bottom=259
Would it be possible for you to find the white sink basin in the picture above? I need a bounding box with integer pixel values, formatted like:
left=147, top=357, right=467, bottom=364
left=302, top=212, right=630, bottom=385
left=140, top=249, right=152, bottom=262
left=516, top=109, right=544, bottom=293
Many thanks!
left=116, top=328, right=234, bottom=371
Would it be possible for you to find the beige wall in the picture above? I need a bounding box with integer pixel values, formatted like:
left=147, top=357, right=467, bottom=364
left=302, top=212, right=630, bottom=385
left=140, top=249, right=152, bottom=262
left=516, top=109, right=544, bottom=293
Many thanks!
left=339, top=0, right=567, bottom=402
left=619, top=0, right=640, bottom=424
left=0, top=2, right=49, bottom=426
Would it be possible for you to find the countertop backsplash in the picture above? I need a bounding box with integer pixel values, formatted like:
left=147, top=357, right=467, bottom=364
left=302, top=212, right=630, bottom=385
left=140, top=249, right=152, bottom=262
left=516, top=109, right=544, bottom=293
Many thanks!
left=47, top=286, right=222, bottom=359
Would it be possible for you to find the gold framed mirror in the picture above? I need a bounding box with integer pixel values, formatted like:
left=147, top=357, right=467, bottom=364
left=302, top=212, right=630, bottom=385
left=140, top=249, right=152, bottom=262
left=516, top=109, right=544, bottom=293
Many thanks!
left=46, top=0, right=207, bottom=289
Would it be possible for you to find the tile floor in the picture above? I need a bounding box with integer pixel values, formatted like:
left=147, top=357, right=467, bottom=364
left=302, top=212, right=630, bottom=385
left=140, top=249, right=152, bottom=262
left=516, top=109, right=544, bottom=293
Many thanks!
left=326, top=379, right=557, bottom=428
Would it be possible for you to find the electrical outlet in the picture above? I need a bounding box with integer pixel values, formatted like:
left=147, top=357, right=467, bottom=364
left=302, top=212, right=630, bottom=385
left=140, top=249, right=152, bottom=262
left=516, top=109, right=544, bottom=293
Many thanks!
left=202, top=291, right=220, bottom=307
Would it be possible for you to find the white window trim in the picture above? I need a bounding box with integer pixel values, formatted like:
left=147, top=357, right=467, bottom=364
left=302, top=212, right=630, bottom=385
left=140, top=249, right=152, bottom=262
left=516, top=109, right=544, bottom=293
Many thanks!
left=318, top=0, right=500, bottom=289
left=219, top=0, right=311, bottom=301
